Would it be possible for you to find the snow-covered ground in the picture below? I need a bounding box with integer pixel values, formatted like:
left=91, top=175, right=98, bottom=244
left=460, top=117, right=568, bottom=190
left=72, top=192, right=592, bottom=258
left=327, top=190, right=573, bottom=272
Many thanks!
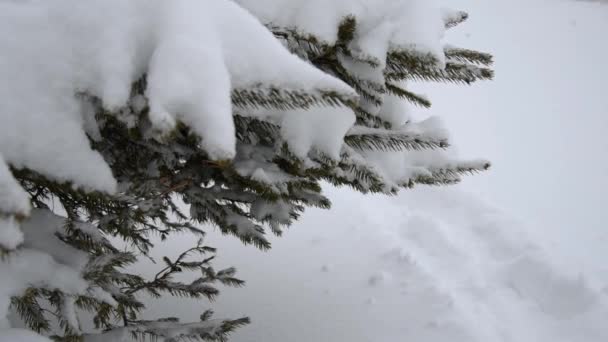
left=422, top=0, right=608, bottom=280
left=140, top=0, right=608, bottom=341
left=143, top=186, right=608, bottom=342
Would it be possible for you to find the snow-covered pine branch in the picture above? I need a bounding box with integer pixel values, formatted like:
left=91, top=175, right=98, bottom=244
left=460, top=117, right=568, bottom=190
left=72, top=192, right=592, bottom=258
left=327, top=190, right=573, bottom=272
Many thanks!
left=0, top=0, right=493, bottom=341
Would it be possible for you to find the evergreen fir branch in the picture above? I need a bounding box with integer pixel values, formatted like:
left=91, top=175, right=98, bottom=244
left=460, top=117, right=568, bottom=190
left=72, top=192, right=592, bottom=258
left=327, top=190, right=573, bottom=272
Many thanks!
left=441, top=62, right=494, bottom=84
left=321, top=164, right=387, bottom=194
left=306, top=148, right=396, bottom=194
left=124, top=240, right=242, bottom=301
left=356, top=78, right=387, bottom=99
left=386, top=49, right=444, bottom=77
left=345, top=127, right=448, bottom=152
left=316, top=59, right=385, bottom=106
left=222, top=172, right=284, bottom=203
left=334, top=16, right=382, bottom=66
left=83, top=316, right=250, bottom=342
left=270, top=17, right=380, bottom=68
left=353, top=107, right=392, bottom=129
left=61, top=219, right=116, bottom=255
left=387, top=60, right=494, bottom=84
left=288, top=189, right=330, bottom=210
left=188, top=198, right=271, bottom=250
left=339, top=163, right=396, bottom=194
left=10, top=289, right=51, bottom=333
left=271, top=25, right=333, bottom=60
left=444, top=46, right=494, bottom=66
left=430, top=161, right=491, bottom=177
left=51, top=334, right=82, bottom=342
left=85, top=253, right=140, bottom=288
left=336, top=16, right=357, bottom=47
left=347, top=49, right=383, bottom=69
left=411, top=161, right=491, bottom=186
left=385, top=83, right=432, bottom=108
left=230, top=149, right=329, bottom=205
left=234, top=115, right=280, bottom=145
left=231, top=87, right=357, bottom=111
left=12, top=167, right=162, bottom=254
left=249, top=200, right=300, bottom=236
left=412, top=173, right=461, bottom=186
left=444, top=10, right=469, bottom=29
left=386, top=48, right=494, bottom=84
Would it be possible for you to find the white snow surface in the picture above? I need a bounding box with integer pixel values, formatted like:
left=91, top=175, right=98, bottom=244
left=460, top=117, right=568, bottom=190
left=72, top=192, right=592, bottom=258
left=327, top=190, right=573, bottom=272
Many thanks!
left=142, top=186, right=608, bottom=342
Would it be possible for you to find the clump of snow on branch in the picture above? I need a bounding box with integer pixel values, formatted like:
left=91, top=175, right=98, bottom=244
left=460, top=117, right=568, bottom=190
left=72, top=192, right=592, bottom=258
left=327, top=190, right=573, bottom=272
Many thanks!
left=0, top=157, right=30, bottom=251
left=235, top=0, right=482, bottom=188
left=236, top=0, right=446, bottom=63
left=0, top=0, right=355, bottom=194
left=0, top=210, right=117, bottom=338
left=281, top=107, right=356, bottom=159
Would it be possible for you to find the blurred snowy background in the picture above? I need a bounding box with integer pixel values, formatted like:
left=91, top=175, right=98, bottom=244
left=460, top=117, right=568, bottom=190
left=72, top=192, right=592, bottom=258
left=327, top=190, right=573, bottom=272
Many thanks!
left=139, top=0, right=608, bottom=341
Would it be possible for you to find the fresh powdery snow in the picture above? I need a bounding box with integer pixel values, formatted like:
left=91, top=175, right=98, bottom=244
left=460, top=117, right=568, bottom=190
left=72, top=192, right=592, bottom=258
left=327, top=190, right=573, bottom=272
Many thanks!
left=280, top=107, right=356, bottom=160
left=2, top=0, right=606, bottom=341
left=0, top=0, right=355, bottom=191
left=147, top=0, right=356, bottom=160
left=0, top=158, right=30, bottom=251
left=141, top=186, right=608, bottom=342
left=0, top=210, right=117, bottom=337
left=236, top=0, right=446, bottom=64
